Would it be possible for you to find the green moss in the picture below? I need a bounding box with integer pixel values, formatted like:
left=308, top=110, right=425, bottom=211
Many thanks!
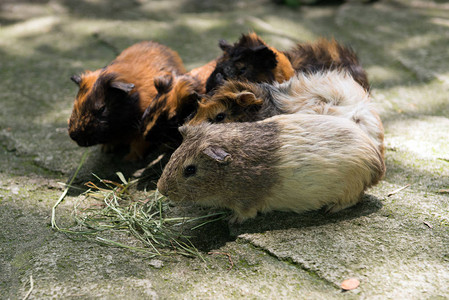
left=11, top=251, right=34, bottom=277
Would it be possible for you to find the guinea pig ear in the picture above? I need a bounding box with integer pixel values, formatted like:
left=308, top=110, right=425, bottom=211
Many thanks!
left=176, top=91, right=202, bottom=122
left=110, top=81, right=135, bottom=93
left=251, top=45, right=277, bottom=70
left=235, top=91, right=263, bottom=107
left=179, top=91, right=202, bottom=107
left=203, top=146, right=232, bottom=164
left=154, top=74, right=174, bottom=95
left=70, top=75, right=82, bottom=86
left=218, top=39, right=232, bottom=52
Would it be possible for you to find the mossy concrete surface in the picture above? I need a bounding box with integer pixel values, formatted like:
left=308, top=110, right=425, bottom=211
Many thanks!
left=1, top=0, right=448, bottom=298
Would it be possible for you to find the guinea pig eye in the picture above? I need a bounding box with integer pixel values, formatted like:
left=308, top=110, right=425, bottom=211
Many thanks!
left=234, top=62, right=247, bottom=75
left=96, top=106, right=107, bottom=117
left=214, top=113, right=226, bottom=123
left=183, top=165, right=197, bottom=178
left=238, top=66, right=247, bottom=75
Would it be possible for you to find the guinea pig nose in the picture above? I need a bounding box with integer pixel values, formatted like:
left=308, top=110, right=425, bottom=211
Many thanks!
left=69, top=130, right=80, bottom=142
left=69, top=131, right=90, bottom=147
left=156, top=180, right=167, bottom=196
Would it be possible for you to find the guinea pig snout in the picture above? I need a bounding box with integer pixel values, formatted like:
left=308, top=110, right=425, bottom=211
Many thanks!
left=157, top=179, right=182, bottom=201
left=156, top=179, right=168, bottom=197
left=68, top=130, right=96, bottom=147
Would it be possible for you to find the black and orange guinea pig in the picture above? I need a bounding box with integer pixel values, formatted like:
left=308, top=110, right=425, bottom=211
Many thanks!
left=206, top=32, right=294, bottom=93
left=140, top=59, right=217, bottom=148
left=68, top=41, right=186, bottom=160
left=205, top=32, right=369, bottom=93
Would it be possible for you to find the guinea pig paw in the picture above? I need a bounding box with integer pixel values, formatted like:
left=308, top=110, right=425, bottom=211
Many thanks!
left=124, top=151, right=142, bottom=162
left=229, top=213, right=248, bottom=224
left=101, top=144, right=117, bottom=153
left=125, top=140, right=149, bottom=162
left=229, top=207, right=259, bottom=224
left=325, top=201, right=357, bottom=214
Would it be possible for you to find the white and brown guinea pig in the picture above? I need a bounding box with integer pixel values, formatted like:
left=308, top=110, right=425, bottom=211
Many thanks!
left=157, top=113, right=385, bottom=223
left=68, top=41, right=186, bottom=161
left=189, top=70, right=384, bottom=157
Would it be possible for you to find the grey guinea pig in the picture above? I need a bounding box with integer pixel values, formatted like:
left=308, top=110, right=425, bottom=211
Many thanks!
left=157, top=113, right=385, bottom=223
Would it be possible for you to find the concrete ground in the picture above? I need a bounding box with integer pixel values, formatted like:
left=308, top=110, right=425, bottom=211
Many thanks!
left=1, top=0, right=449, bottom=298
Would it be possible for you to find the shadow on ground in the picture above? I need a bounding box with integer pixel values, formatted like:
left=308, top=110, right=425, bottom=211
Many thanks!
left=65, top=145, right=175, bottom=196
left=187, top=194, right=382, bottom=252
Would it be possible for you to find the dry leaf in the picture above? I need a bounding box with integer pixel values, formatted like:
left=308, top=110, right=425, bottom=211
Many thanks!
left=341, top=278, right=360, bottom=291
left=387, top=184, right=410, bottom=197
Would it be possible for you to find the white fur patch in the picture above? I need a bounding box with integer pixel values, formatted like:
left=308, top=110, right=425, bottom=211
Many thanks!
left=267, top=70, right=384, bottom=153
left=260, top=114, right=384, bottom=213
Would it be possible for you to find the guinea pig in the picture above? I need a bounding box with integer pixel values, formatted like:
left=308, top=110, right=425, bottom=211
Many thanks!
left=189, top=70, right=384, bottom=156
left=157, top=113, right=385, bottom=223
left=205, top=32, right=369, bottom=93
left=205, top=32, right=295, bottom=93
left=140, top=59, right=217, bottom=148
left=141, top=73, right=202, bottom=148
left=68, top=41, right=186, bottom=160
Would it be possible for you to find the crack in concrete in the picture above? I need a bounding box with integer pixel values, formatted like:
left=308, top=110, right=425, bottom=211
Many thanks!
left=236, top=236, right=340, bottom=290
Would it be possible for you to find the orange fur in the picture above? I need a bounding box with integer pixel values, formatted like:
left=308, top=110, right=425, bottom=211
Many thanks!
left=142, top=75, right=200, bottom=137
left=104, top=42, right=186, bottom=113
left=206, top=32, right=368, bottom=92
left=243, top=32, right=294, bottom=83
left=205, top=32, right=296, bottom=93
left=188, top=80, right=266, bottom=125
left=141, top=59, right=219, bottom=143
left=189, top=98, right=227, bottom=125
left=285, top=38, right=369, bottom=90
left=68, top=41, right=186, bottom=160
left=186, top=59, right=217, bottom=94
left=271, top=47, right=295, bottom=83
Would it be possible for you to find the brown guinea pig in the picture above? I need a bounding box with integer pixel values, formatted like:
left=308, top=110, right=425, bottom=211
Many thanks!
left=68, top=41, right=186, bottom=160
left=189, top=70, right=384, bottom=156
left=141, top=59, right=217, bottom=148
left=157, top=113, right=385, bottom=223
left=205, top=32, right=369, bottom=93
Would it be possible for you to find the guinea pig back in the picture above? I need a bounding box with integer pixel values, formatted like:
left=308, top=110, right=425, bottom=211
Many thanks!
left=157, top=113, right=385, bottom=223
left=285, top=38, right=370, bottom=91
left=141, top=59, right=219, bottom=148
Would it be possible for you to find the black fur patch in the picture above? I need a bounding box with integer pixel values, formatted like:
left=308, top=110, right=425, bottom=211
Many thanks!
left=206, top=34, right=279, bottom=93
left=76, top=72, right=141, bottom=145
left=154, top=75, right=174, bottom=95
